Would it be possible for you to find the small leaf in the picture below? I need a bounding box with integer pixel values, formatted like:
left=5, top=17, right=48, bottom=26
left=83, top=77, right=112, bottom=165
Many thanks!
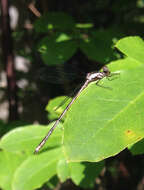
left=57, top=156, right=104, bottom=188
left=46, top=96, right=72, bottom=121
left=115, top=36, right=144, bottom=63
left=69, top=161, right=104, bottom=188
left=57, top=158, right=70, bottom=182
left=76, top=23, right=94, bottom=28
left=56, top=33, right=71, bottom=42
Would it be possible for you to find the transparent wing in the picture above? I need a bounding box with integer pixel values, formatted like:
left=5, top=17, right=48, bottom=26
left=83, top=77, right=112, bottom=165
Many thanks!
left=54, top=83, right=82, bottom=111
left=37, top=64, right=81, bottom=84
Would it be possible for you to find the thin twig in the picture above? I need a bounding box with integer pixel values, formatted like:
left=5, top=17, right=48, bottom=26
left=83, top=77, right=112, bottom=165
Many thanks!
left=28, top=2, right=41, bottom=17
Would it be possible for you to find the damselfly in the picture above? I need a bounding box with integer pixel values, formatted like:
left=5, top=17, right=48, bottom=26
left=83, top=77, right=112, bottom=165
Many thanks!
left=34, top=66, right=115, bottom=153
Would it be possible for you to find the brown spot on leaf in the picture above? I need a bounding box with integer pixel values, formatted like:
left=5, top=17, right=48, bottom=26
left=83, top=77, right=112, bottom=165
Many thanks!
left=125, top=130, right=136, bottom=139
left=126, top=130, right=131, bottom=134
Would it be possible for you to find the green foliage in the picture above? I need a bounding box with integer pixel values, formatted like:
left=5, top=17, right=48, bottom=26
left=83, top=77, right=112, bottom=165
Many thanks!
left=63, top=36, right=144, bottom=162
left=79, top=28, right=124, bottom=63
left=12, top=148, right=62, bottom=190
left=0, top=124, right=62, bottom=154
left=0, top=124, right=104, bottom=190
left=45, top=96, right=72, bottom=120
left=35, top=12, right=77, bottom=65
left=57, top=158, right=104, bottom=188
left=116, top=36, right=144, bottom=63
left=34, top=12, right=75, bottom=33
left=0, top=36, right=144, bottom=190
left=64, top=57, right=144, bottom=161
left=1, top=0, right=144, bottom=188
left=57, top=159, right=104, bottom=188
left=34, top=12, right=124, bottom=65
left=37, top=34, right=77, bottom=66
left=0, top=151, right=27, bottom=190
left=129, top=139, right=144, bottom=155
left=68, top=161, right=104, bottom=188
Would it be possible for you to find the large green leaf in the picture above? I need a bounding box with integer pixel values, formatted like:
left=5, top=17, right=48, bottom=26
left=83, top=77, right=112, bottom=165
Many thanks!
left=79, top=28, right=124, bottom=63
left=0, top=151, right=27, bottom=190
left=38, top=34, right=77, bottom=65
left=63, top=57, right=144, bottom=162
left=12, top=148, right=62, bottom=190
left=0, top=123, right=62, bottom=154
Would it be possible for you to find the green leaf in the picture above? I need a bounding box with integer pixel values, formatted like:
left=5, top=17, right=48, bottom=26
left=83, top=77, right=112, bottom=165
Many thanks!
left=46, top=175, right=59, bottom=190
left=0, top=120, right=29, bottom=137
left=0, top=124, right=63, bottom=190
left=80, top=28, right=124, bottom=63
left=57, top=156, right=104, bottom=188
left=57, top=158, right=70, bottom=182
left=12, top=148, right=62, bottom=190
left=46, top=96, right=72, bottom=121
left=69, top=161, right=104, bottom=188
left=63, top=57, right=144, bottom=162
left=0, top=151, right=27, bottom=190
left=76, top=23, right=94, bottom=28
left=37, top=34, right=77, bottom=65
left=129, top=138, right=144, bottom=155
left=34, top=12, right=75, bottom=33
left=115, top=36, right=144, bottom=63
left=0, top=123, right=62, bottom=154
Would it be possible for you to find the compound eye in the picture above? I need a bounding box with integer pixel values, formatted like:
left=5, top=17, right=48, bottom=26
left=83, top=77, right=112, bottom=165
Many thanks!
left=102, top=66, right=108, bottom=72
left=102, top=66, right=110, bottom=75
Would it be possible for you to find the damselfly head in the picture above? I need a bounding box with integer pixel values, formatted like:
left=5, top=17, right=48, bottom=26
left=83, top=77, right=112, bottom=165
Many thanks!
left=102, top=66, right=110, bottom=76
